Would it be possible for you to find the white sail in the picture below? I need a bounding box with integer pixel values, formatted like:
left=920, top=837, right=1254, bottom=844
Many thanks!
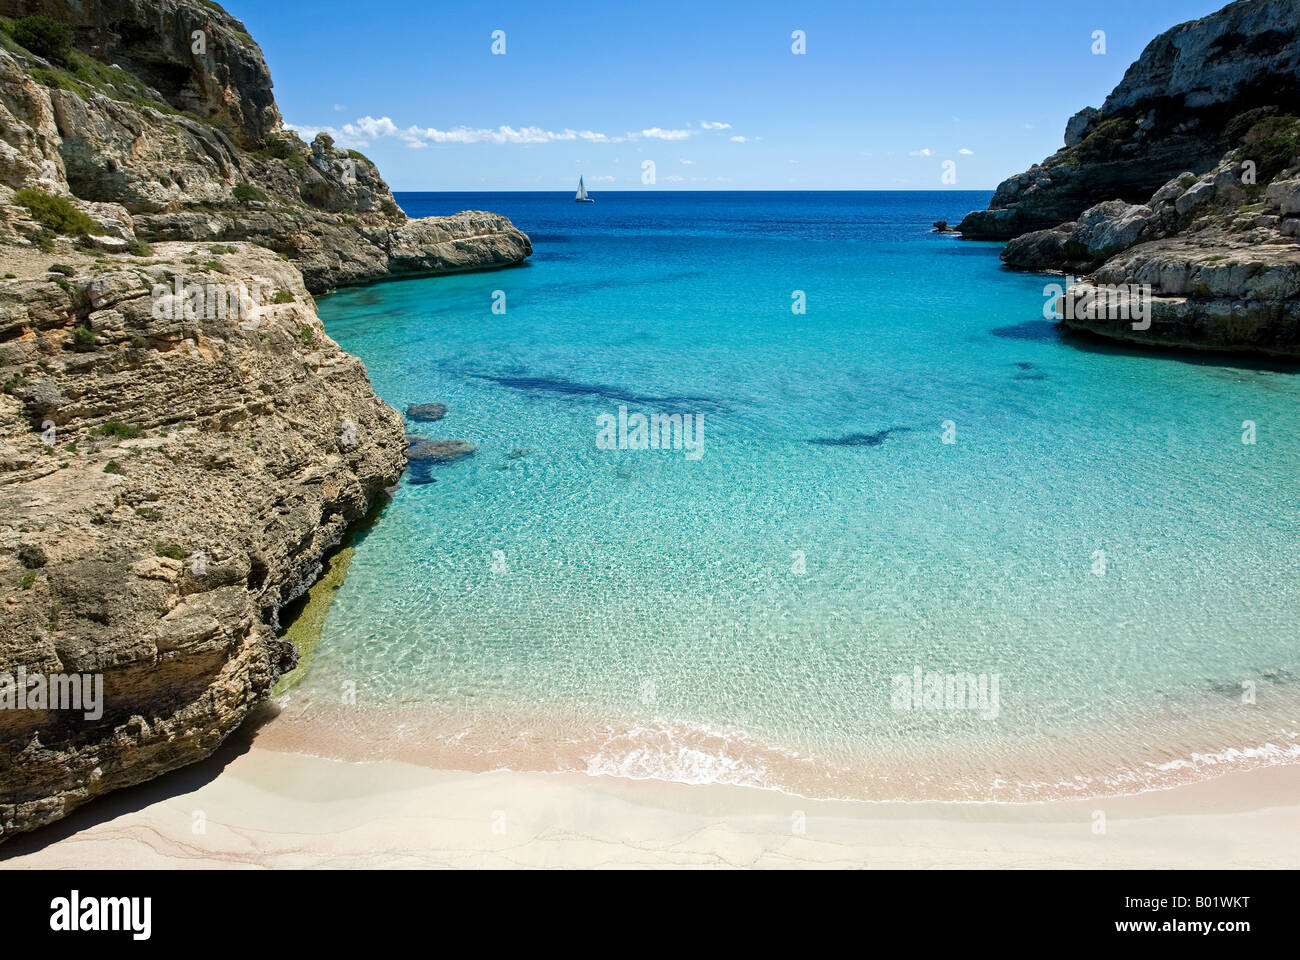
left=575, top=176, right=587, bottom=201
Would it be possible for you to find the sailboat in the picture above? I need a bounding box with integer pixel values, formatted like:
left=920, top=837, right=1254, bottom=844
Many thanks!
left=575, top=175, right=595, bottom=203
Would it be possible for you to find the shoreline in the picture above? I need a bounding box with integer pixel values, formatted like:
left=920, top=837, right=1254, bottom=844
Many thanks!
left=3, top=731, right=1298, bottom=868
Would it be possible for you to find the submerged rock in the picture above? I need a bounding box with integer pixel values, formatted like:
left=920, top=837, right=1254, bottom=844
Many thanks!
left=406, top=439, right=477, bottom=463
left=406, top=403, right=448, bottom=422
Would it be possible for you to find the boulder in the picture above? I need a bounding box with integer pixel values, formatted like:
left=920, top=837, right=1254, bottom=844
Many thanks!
left=1072, top=201, right=1152, bottom=258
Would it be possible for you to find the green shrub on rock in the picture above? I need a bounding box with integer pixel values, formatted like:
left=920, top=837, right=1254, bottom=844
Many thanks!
left=7, top=15, right=71, bottom=64
left=1241, top=116, right=1300, bottom=182
left=14, top=189, right=95, bottom=236
left=232, top=182, right=268, bottom=204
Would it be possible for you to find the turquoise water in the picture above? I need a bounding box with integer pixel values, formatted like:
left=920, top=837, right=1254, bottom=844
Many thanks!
left=280, top=191, right=1300, bottom=800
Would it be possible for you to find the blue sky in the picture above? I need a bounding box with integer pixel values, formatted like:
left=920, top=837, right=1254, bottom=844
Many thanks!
left=231, top=0, right=1225, bottom=191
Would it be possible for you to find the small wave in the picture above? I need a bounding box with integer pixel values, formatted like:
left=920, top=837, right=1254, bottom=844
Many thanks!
left=1147, top=741, right=1300, bottom=772
left=581, top=720, right=787, bottom=789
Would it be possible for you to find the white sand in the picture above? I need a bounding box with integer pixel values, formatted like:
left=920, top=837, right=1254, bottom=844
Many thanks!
left=3, top=744, right=1298, bottom=868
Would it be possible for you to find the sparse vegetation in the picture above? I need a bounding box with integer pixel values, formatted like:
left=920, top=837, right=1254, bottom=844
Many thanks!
left=6, top=15, right=71, bottom=64
left=126, top=239, right=154, bottom=257
left=2, top=373, right=28, bottom=395
left=1240, top=115, right=1300, bottom=182
left=103, top=459, right=123, bottom=474
left=13, top=189, right=95, bottom=237
left=273, top=290, right=294, bottom=304
left=48, top=263, right=76, bottom=275
left=153, top=541, right=186, bottom=561
left=72, top=325, right=96, bottom=347
left=19, top=570, right=37, bottom=590
left=232, top=182, right=268, bottom=204
left=299, top=324, right=314, bottom=345
left=1225, top=106, right=1280, bottom=145
left=1074, top=117, right=1135, bottom=164
left=92, top=421, right=142, bottom=439
left=253, top=132, right=309, bottom=173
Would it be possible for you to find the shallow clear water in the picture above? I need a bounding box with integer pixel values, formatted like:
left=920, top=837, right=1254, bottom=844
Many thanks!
left=278, top=191, right=1300, bottom=800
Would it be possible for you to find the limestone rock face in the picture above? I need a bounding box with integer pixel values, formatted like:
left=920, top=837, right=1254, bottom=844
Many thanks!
left=959, top=0, right=1300, bottom=240
left=1265, top=177, right=1300, bottom=216
left=0, top=1, right=531, bottom=292
left=1064, top=107, right=1099, bottom=148
left=0, top=0, right=530, bottom=837
left=1072, top=200, right=1153, bottom=259
left=969, top=0, right=1300, bottom=355
left=387, top=212, right=534, bottom=280
left=0, top=243, right=407, bottom=837
left=0, top=0, right=282, bottom=147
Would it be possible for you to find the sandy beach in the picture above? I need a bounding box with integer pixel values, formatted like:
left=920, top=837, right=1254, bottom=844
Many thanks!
left=3, top=726, right=1297, bottom=868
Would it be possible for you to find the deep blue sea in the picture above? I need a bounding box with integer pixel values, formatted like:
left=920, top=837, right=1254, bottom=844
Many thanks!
left=276, top=191, right=1300, bottom=801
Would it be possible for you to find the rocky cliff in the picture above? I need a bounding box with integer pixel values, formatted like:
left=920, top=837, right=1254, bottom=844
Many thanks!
left=0, top=0, right=528, bottom=838
left=0, top=0, right=532, bottom=292
left=957, top=0, right=1300, bottom=355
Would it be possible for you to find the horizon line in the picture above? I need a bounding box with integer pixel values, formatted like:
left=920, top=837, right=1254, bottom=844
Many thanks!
left=389, top=186, right=997, bottom=193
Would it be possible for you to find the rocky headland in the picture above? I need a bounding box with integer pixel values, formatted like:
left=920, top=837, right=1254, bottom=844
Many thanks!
left=0, top=0, right=530, bottom=838
left=958, top=0, right=1300, bottom=356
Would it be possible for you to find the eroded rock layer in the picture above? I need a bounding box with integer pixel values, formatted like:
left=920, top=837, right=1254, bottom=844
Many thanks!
left=0, top=0, right=529, bottom=837
left=958, top=0, right=1300, bottom=355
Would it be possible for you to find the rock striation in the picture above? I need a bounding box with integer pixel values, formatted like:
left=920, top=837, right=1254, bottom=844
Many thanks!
left=958, top=0, right=1300, bottom=355
left=0, top=244, right=407, bottom=835
left=0, top=0, right=529, bottom=837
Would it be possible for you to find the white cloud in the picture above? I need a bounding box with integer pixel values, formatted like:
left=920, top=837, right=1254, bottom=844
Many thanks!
left=680, top=159, right=694, bottom=164
left=700, top=121, right=732, bottom=130
left=664, top=175, right=686, bottom=182
left=639, top=127, right=691, bottom=140
left=730, top=135, right=748, bottom=143
left=332, top=104, right=347, bottom=112
left=908, top=148, right=932, bottom=157
left=959, top=148, right=974, bottom=155
left=288, top=116, right=695, bottom=149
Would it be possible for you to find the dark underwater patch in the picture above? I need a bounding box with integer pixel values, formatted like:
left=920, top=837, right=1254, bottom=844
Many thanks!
left=990, top=320, right=1062, bottom=343
left=467, top=372, right=725, bottom=412
left=1011, top=361, right=1046, bottom=380
left=809, top=426, right=914, bottom=447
